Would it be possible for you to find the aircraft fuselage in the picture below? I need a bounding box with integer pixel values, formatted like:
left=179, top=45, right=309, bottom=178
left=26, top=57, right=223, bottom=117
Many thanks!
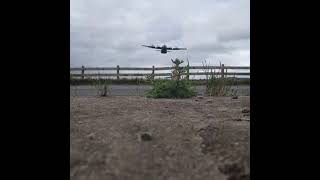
left=161, top=45, right=167, bottom=53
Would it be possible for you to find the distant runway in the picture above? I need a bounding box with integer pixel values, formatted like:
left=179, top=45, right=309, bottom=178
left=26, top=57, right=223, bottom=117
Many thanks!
left=70, top=85, right=250, bottom=97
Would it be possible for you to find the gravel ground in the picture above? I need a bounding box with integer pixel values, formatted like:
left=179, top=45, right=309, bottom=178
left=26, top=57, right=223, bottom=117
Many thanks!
left=70, top=96, right=250, bottom=180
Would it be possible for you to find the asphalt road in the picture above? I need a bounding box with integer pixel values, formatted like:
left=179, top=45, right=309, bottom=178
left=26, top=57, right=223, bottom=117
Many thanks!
left=70, top=85, right=250, bottom=97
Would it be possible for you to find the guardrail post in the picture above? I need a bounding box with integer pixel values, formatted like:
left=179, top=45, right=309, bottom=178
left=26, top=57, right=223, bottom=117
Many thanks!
left=221, top=64, right=225, bottom=78
left=81, top=65, right=85, bottom=79
left=225, top=67, right=228, bottom=78
left=117, top=65, right=120, bottom=80
left=152, top=65, right=155, bottom=79
left=186, top=63, right=190, bottom=80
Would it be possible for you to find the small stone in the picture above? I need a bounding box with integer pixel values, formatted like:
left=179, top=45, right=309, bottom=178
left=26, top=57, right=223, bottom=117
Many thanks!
left=218, top=156, right=225, bottom=161
left=200, top=143, right=207, bottom=148
left=141, top=133, right=152, bottom=141
left=206, top=100, right=213, bottom=103
left=87, top=133, right=95, bottom=140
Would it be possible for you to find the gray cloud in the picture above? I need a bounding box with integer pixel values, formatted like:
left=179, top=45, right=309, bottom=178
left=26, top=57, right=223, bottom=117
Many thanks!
left=70, top=0, right=250, bottom=67
left=218, top=29, right=250, bottom=42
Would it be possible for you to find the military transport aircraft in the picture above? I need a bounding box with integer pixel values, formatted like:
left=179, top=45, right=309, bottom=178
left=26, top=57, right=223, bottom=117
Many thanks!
left=142, top=44, right=187, bottom=54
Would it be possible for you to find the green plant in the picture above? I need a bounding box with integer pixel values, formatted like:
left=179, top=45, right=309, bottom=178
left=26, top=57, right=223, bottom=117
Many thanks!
left=146, top=79, right=196, bottom=98
left=171, top=58, right=187, bottom=81
left=203, top=61, right=238, bottom=97
left=146, top=58, right=196, bottom=98
left=186, top=59, right=190, bottom=81
left=94, top=74, right=111, bottom=97
left=228, top=74, right=239, bottom=97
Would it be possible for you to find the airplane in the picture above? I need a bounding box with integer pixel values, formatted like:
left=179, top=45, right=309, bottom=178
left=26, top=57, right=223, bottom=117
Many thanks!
left=142, top=44, right=187, bottom=54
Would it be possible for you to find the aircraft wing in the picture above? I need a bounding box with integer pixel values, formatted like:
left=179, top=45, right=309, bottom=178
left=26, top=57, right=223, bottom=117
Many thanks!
left=167, top=47, right=187, bottom=50
left=142, top=45, right=161, bottom=49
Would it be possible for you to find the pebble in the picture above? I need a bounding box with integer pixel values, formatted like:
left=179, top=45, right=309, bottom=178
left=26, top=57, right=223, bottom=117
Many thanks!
left=87, top=133, right=95, bottom=140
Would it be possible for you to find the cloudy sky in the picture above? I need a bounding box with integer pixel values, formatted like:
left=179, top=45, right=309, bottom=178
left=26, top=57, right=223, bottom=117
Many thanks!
left=70, top=0, right=250, bottom=68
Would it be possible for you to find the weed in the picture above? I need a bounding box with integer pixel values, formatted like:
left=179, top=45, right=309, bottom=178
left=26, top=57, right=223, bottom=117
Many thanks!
left=146, top=58, right=196, bottom=98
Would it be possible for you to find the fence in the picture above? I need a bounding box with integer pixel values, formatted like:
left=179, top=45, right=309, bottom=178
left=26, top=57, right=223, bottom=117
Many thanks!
left=70, top=64, right=250, bottom=80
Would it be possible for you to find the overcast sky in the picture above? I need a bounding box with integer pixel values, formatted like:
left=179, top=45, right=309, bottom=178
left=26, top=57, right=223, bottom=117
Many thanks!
left=70, top=0, right=250, bottom=68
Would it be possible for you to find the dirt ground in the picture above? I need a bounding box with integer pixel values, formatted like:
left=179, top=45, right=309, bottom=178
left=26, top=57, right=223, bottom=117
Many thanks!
left=70, top=96, right=250, bottom=180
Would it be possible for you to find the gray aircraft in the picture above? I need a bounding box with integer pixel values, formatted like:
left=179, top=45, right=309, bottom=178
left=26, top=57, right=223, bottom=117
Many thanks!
left=142, top=44, right=187, bottom=54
